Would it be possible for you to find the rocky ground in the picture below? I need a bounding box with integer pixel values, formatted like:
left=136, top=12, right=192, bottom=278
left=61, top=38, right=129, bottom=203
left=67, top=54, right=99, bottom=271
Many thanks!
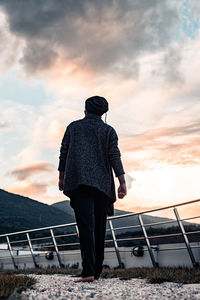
left=17, top=274, right=200, bottom=300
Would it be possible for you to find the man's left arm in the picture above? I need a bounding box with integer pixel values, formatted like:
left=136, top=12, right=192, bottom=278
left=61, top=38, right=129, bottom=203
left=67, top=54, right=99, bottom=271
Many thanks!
left=58, top=125, right=70, bottom=191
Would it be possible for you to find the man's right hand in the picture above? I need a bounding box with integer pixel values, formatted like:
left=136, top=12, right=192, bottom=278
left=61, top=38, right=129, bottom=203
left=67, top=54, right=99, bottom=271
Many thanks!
left=58, top=171, right=65, bottom=191
left=59, top=179, right=64, bottom=191
left=118, top=183, right=127, bottom=199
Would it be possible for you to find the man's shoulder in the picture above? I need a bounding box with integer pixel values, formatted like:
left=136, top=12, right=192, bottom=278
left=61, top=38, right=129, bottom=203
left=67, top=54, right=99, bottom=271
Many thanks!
left=104, top=123, right=116, bottom=133
left=66, top=118, right=116, bottom=133
left=67, top=118, right=84, bottom=128
left=105, top=123, right=114, bottom=130
left=97, top=122, right=116, bottom=133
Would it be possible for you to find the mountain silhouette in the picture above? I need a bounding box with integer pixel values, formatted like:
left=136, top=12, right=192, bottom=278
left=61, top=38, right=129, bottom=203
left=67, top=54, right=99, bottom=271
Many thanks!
left=0, top=189, right=195, bottom=237
left=52, top=200, right=176, bottom=233
left=0, top=189, right=74, bottom=234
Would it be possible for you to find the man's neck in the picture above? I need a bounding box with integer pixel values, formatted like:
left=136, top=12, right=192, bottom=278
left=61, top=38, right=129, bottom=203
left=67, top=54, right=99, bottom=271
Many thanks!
left=85, top=113, right=102, bottom=120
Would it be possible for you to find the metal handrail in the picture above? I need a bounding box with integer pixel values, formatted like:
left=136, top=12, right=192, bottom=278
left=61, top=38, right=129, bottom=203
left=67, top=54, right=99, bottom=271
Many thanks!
left=0, top=221, right=77, bottom=238
left=108, top=198, right=200, bottom=220
left=105, top=223, right=141, bottom=231
left=105, top=214, right=200, bottom=232
left=1, top=198, right=199, bottom=238
left=0, top=198, right=199, bottom=269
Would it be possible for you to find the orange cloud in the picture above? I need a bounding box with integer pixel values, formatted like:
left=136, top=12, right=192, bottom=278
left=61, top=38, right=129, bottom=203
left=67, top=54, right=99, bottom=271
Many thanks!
left=6, top=181, right=48, bottom=198
left=121, top=155, right=150, bottom=172
left=0, top=121, right=8, bottom=129
left=5, top=161, right=54, bottom=180
left=115, top=203, right=162, bottom=213
left=119, top=122, right=200, bottom=170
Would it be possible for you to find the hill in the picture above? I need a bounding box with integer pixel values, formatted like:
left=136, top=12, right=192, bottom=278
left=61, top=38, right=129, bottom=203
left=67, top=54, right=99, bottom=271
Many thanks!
left=0, top=189, right=74, bottom=235
left=51, top=200, right=176, bottom=233
left=52, top=200, right=200, bottom=246
left=1, top=188, right=197, bottom=241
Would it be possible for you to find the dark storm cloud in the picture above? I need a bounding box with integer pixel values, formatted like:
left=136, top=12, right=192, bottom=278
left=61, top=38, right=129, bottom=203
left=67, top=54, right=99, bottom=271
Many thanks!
left=0, top=0, right=179, bottom=76
left=162, top=47, right=183, bottom=83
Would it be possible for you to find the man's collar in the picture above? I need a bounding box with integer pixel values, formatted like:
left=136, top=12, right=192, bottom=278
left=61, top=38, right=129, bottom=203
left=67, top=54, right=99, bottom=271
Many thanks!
left=84, top=113, right=102, bottom=120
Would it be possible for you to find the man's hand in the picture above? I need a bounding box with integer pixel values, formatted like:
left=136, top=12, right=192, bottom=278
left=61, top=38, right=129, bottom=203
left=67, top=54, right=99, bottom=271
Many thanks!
left=117, top=174, right=127, bottom=199
left=58, top=171, right=65, bottom=191
left=59, top=179, right=64, bottom=191
left=118, top=183, right=127, bottom=199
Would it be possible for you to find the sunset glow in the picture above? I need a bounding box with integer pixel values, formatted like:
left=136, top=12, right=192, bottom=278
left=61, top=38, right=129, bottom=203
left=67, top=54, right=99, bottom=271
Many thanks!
left=0, top=0, right=199, bottom=213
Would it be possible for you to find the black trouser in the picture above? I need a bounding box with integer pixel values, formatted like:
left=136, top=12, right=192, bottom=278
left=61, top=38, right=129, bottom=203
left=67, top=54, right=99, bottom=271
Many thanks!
left=70, top=184, right=109, bottom=278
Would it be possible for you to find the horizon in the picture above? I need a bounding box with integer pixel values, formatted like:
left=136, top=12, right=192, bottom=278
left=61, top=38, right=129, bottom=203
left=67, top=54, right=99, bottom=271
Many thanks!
left=0, top=0, right=200, bottom=217
left=1, top=187, right=200, bottom=223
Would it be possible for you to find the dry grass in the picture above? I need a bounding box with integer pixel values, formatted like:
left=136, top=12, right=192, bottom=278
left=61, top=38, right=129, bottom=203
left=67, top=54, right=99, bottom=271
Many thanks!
left=0, top=274, right=36, bottom=299
left=1, top=267, right=200, bottom=284
left=2, top=267, right=80, bottom=276
left=100, top=267, right=200, bottom=284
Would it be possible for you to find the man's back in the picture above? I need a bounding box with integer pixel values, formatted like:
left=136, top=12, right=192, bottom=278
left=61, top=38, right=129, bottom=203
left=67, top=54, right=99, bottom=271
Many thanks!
left=68, top=113, right=114, bottom=176
left=58, top=112, right=125, bottom=208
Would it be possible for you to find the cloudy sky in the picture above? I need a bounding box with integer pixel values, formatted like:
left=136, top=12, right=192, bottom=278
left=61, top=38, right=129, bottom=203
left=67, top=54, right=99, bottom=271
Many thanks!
left=0, top=0, right=199, bottom=214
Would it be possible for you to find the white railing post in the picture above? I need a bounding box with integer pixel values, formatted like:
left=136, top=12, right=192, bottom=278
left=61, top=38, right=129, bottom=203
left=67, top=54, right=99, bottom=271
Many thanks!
left=6, top=236, right=17, bottom=269
left=50, top=229, right=64, bottom=268
left=138, top=214, right=158, bottom=267
left=174, top=207, right=199, bottom=267
left=75, top=224, right=79, bottom=237
left=26, top=233, right=39, bottom=268
left=108, top=220, right=123, bottom=268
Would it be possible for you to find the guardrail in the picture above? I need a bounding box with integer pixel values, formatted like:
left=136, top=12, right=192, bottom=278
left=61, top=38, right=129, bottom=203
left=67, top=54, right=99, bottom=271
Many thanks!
left=0, top=198, right=199, bottom=269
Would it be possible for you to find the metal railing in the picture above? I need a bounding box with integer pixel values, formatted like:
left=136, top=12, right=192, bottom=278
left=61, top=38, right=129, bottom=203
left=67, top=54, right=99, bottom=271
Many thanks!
left=0, top=198, right=199, bottom=269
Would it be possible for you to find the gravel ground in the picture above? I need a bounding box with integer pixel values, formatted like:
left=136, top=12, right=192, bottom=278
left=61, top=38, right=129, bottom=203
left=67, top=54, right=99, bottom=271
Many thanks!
left=19, top=274, right=200, bottom=300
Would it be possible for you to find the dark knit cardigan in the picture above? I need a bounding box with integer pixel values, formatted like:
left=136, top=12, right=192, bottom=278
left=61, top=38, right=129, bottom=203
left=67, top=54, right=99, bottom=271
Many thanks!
left=58, top=113, right=125, bottom=216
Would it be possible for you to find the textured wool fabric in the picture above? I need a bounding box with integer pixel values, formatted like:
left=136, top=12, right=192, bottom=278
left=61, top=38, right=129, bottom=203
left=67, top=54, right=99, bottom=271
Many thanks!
left=58, top=112, right=125, bottom=216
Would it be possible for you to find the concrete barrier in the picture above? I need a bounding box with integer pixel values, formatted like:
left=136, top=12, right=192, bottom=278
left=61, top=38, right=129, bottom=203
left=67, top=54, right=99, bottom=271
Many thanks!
left=0, top=242, right=199, bottom=270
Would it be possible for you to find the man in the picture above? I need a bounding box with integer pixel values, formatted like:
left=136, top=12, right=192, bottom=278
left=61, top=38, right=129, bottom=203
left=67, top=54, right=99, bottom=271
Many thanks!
left=58, top=96, right=127, bottom=282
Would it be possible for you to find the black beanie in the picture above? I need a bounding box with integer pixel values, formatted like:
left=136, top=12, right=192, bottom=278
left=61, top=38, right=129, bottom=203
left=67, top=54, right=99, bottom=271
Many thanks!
left=85, top=96, right=109, bottom=116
